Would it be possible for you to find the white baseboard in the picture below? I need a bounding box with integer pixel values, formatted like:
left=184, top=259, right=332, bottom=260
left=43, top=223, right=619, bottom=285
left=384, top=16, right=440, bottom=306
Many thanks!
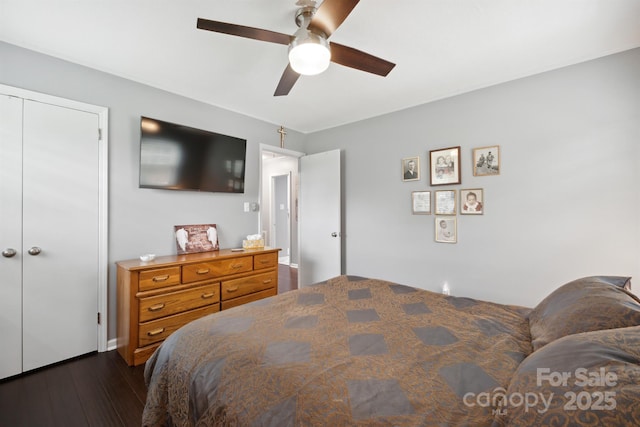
left=106, top=338, right=117, bottom=351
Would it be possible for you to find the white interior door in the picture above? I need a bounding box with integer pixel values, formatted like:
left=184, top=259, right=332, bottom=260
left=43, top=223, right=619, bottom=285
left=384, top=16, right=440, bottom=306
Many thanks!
left=0, top=95, right=24, bottom=378
left=21, top=100, right=100, bottom=371
left=299, top=149, right=341, bottom=286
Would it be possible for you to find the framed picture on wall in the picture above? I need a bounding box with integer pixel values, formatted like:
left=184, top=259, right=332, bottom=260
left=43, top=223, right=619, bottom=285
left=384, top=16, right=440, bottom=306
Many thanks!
left=429, top=146, right=461, bottom=186
left=435, top=217, right=457, bottom=243
left=411, top=191, right=431, bottom=214
left=473, top=145, right=500, bottom=176
left=460, top=188, right=484, bottom=215
left=402, top=156, right=420, bottom=181
left=435, top=190, right=457, bottom=215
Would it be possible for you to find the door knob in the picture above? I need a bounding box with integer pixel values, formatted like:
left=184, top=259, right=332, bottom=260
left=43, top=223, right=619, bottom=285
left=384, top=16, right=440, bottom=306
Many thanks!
left=2, top=248, right=17, bottom=258
left=28, top=246, right=42, bottom=256
left=331, top=232, right=338, bottom=237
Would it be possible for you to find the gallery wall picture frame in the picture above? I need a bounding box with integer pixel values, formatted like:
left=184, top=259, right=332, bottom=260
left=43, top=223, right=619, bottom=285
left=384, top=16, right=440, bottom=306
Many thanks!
left=473, top=145, right=500, bottom=176
left=429, top=146, right=461, bottom=186
left=174, top=223, right=220, bottom=254
left=402, top=156, right=421, bottom=181
left=435, top=217, right=457, bottom=243
left=434, top=190, right=457, bottom=215
left=411, top=191, right=431, bottom=214
left=460, top=188, right=484, bottom=215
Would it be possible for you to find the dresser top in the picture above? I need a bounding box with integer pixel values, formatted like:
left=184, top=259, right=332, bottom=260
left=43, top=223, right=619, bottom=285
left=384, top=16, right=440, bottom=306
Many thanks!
left=116, top=247, right=280, bottom=271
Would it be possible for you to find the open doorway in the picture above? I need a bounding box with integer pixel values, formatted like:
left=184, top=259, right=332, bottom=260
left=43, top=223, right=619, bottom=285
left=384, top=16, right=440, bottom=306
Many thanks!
left=272, top=173, right=290, bottom=264
left=259, top=145, right=303, bottom=268
left=260, top=146, right=343, bottom=288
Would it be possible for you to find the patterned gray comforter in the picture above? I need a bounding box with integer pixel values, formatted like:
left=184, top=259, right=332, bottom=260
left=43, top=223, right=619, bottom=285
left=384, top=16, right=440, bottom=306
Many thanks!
left=143, top=275, right=533, bottom=426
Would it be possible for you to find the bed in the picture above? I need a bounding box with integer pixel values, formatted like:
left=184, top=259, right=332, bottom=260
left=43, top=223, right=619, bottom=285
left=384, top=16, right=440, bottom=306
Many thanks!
left=142, top=275, right=640, bottom=426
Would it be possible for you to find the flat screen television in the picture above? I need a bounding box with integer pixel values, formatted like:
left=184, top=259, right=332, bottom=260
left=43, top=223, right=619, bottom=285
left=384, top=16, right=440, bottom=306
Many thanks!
left=139, top=116, right=246, bottom=193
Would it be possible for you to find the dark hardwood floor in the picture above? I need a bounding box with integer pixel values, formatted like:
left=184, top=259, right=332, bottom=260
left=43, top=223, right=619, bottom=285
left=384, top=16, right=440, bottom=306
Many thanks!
left=0, top=264, right=298, bottom=427
left=0, top=350, right=146, bottom=427
left=278, top=262, right=298, bottom=293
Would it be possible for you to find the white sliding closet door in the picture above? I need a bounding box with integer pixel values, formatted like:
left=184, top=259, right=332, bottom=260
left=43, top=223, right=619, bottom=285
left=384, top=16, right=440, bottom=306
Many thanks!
left=21, top=100, right=100, bottom=371
left=0, top=95, right=24, bottom=378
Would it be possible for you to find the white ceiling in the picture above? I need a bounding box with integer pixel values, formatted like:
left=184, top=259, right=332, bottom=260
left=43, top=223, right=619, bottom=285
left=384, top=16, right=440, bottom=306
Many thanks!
left=2, top=0, right=639, bottom=133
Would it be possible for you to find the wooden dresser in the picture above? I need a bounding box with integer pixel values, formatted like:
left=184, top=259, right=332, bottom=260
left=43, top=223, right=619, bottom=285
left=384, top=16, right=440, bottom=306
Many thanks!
left=116, top=247, right=280, bottom=366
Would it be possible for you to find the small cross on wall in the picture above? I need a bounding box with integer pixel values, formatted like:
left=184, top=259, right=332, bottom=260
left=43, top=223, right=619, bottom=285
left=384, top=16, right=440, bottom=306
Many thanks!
left=277, top=125, right=287, bottom=148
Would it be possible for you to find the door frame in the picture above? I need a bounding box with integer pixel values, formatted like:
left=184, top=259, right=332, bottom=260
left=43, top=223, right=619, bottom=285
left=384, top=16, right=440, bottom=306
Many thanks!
left=0, top=84, right=109, bottom=352
left=259, top=144, right=303, bottom=270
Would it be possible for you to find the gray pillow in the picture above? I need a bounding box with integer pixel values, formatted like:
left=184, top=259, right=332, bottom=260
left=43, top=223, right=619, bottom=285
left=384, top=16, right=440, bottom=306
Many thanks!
left=495, top=326, right=640, bottom=426
left=528, top=276, right=639, bottom=351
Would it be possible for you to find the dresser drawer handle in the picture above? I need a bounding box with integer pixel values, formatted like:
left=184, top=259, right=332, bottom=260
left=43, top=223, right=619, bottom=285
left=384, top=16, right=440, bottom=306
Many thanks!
left=147, top=328, right=165, bottom=337
left=226, top=286, right=239, bottom=293
left=148, top=303, right=165, bottom=312
left=196, top=268, right=210, bottom=275
left=152, top=275, right=170, bottom=282
left=262, top=279, right=272, bottom=284
left=259, top=259, right=270, bottom=264
left=231, top=264, right=243, bottom=269
left=201, top=292, right=215, bottom=299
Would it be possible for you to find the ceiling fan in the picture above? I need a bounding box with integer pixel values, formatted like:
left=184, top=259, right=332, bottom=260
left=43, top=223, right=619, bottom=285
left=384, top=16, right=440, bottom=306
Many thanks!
left=197, top=0, right=395, bottom=96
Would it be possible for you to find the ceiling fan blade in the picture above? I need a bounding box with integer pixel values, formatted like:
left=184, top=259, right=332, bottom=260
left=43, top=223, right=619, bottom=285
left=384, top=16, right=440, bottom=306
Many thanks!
left=274, top=64, right=301, bottom=96
left=197, top=18, right=292, bottom=45
left=309, top=0, right=360, bottom=38
left=329, top=42, right=395, bottom=76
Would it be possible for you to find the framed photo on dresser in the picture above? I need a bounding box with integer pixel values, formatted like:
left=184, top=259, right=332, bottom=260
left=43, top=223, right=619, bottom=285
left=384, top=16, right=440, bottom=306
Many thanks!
left=174, top=224, right=219, bottom=254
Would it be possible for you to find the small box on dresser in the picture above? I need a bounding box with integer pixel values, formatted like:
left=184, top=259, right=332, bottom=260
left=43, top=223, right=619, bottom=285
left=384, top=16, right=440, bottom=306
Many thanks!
left=116, top=247, right=280, bottom=366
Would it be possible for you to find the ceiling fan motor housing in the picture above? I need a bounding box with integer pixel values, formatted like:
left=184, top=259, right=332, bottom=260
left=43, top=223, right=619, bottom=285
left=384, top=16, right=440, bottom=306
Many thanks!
left=295, top=6, right=316, bottom=29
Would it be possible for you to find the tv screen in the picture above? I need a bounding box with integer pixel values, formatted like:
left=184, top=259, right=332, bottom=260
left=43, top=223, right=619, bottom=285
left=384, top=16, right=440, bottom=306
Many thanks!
left=139, top=117, right=246, bottom=193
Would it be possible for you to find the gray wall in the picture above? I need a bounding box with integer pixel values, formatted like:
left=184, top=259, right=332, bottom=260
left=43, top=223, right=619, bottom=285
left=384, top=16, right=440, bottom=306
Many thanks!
left=3, top=40, right=639, bottom=340
left=305, top=48, right=640, bottom=307
left=0, top=42, right=306, bottom=340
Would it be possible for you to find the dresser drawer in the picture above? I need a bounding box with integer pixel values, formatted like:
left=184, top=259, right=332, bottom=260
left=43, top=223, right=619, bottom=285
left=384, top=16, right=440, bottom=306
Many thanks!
left=139, top=266, right=181, bottom=292
left=138, top=283, right=220, bottom=322
left=254, top=252, right=278, bottom=270
left=182, top=256, right=253, bottom=283
left=138, top=305, right=219, bottom=347
left=221, top=270, right=277, bottom=301
left=221, top=287, right=278, bottom=310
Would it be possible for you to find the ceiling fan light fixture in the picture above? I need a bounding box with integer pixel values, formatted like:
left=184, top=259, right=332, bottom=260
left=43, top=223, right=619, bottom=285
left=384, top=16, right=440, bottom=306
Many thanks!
left=288, top=29, right=331, bottom=76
